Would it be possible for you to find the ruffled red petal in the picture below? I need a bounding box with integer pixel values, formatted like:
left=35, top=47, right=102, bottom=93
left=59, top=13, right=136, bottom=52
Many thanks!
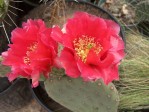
left=59, top=48, right=80, bottom=78
left=100, top=63, right=119, bottom=85
left=31, top=70, right=40, bottom=88
left=51, top=26, right=64, bottom=43
left=77, top=60, right=102, bottom=80
left=105, top=19, right=120, bottom=34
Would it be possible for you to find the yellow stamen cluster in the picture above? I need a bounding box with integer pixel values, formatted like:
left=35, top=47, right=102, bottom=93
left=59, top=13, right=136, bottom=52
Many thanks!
left=73, top=35, right=102, bottom=63
left=24, top=42, right=38, bottom=65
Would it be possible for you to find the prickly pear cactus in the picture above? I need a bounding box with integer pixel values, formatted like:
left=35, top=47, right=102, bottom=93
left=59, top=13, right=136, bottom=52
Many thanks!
left=0, top=0, right=9, bottom=21
left=45, top=75, right=119, bottom=112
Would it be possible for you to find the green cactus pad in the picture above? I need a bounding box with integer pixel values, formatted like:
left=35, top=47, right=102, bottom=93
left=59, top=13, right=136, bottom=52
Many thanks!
left=0, top=0, right=9, bottom=20
left=0, top=60, right=10, bottom=77
left=45, top=76, right=119, bottom=112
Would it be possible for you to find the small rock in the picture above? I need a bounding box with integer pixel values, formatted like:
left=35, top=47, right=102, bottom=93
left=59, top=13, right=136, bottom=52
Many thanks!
left=121, top=4, right=129, bottom=15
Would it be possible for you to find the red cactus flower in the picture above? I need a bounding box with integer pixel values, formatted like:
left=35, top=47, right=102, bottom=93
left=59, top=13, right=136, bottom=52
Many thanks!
left=1, top=19, right=58, bottom=87
left=52, top=12, right=125, bottom=84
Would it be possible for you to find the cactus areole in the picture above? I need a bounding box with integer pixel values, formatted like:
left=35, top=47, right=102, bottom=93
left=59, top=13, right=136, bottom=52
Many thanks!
left=0, top=0, right=9, bottom=22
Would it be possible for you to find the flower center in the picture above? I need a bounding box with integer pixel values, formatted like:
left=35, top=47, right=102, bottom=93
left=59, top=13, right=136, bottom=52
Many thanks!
left=23, top=42, right=38, bottom=65
left=73, top=35, right=102, bottom=63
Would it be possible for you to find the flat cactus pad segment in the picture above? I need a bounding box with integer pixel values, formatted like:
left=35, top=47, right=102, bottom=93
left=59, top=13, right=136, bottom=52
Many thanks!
left=0, top=0, right=9, bottom=20
left=45, top=76, right=119, bottom=112
left=0, top=63, right=10, bottom=77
